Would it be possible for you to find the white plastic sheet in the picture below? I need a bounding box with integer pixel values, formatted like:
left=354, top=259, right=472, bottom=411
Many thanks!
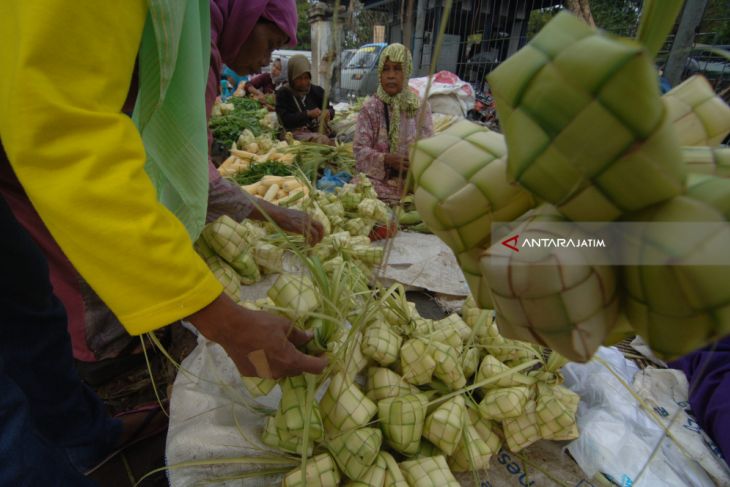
left=563, top=347, right=729, bottom=487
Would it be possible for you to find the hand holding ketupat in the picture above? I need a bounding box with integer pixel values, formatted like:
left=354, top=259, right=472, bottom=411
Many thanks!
left=188, top=293, right=328, bottom=379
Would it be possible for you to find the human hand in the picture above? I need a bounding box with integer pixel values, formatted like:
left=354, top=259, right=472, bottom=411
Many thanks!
left=307, top=108, right=322, bottom=119
left=273, top=207, right=325, bottom=245
left=189, top=294, right=328, bottom=379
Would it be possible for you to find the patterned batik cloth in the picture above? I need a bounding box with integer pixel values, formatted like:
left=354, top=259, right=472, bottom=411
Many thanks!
left=353, top=96, right=433, bottom=202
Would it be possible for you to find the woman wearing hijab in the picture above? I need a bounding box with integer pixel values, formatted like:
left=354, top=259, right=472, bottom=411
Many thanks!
left=276, top=54, right=336, bottom=144
left=353, top=43, right=434, bottom=203
left=246, top=58, right=284, bottom=101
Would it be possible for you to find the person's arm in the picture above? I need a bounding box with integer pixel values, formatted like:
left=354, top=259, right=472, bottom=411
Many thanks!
left=353, top=99, right=388, bottom=180
left=1, top=2, right=326, bottom=379
left=276, top=89, right=309, bottom=130
left=0, top=1, right=222, bottom=334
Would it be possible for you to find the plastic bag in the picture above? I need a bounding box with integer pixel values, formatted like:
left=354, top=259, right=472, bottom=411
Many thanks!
left=316, top=168, right=352, bottom=192
left=562, top=347, right=721, bottom=487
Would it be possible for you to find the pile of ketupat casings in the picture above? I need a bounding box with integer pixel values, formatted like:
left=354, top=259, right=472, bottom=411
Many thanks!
left=196, top=177, right=392, bottom=299
left=248, top=277, right=579, bottom=486
left=411, top=2, right=730, bottom=363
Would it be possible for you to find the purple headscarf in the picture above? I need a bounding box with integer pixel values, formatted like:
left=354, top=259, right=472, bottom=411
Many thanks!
left=206, top=0, right=298, bottom=119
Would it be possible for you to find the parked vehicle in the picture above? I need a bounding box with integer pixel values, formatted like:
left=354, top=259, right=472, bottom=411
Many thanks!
left=340, top=43, right=387, bottom=98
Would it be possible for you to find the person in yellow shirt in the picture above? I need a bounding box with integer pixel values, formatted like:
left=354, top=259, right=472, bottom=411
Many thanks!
left=0, top=1, right=326, bottom=484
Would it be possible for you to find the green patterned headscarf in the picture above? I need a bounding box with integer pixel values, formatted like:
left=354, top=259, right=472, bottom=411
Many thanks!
left=376, top=43, right=421, bottom=153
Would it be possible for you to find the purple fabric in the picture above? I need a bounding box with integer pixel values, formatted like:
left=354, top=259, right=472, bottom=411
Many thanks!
left=669, top=336, right=730, bottom=462
left=206, top=0, right=298, bottom=119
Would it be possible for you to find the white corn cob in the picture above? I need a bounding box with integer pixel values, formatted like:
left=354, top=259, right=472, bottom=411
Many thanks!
left=267, top=273, right=319, bottom=321
left=343, top=452, right=387, bottom=487
left=399, top=456, right=460, bottom=487
left=378, top=393, right=429, bottom=455
left=502, top=400, right=541, bottom=453
left=361, top=321, right=402, bottom=366
left=319, top=373, right=377, bottom=436
left=476, top=355, right=537, bottom=390
left=327, top=427, right=382, bottom=480
left=365, top=367, right=419, bottom=402
left=282, top=453, right=340, bottom=487
left=479, top=386, right=531, bottom=421
left=422, top=396, right=466, bottom=455
left=663, top=75, right=730, bottom=147
left=400, top=339, right=437, bottom=385
left=241, top=376, right=276, bottom=397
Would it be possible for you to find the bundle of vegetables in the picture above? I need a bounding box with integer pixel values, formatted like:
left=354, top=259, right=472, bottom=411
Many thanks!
left=249, top=282, right=579, bottom=486
left=239, top=174, right=310, bottom=205
left=285, top=142, right=357, bottom=179
left=412, top=3, right=730, bottom=361
left=209, top=97, right=273, bottom=149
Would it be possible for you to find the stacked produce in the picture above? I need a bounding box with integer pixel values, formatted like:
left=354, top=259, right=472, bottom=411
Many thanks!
left=210, top=97, right=273, bottom=149
left=412, top=7, right=730, bottom=361
left=245, top=277, right=579, bottom=486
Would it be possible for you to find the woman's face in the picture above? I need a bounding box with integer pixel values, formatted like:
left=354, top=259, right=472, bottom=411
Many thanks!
left=292, top=72, right=312, bottom=93
left=380, top=59, right=404, bottom=96
left=230, top=22, right=288, bottom=75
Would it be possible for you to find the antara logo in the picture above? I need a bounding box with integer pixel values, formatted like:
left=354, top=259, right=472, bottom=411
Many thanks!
left=501, top=235, right=520, bottom=252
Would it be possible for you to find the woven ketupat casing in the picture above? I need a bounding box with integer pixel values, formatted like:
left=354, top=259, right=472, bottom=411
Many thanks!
left=622, top=177, right=730, bottom=359
left=536, top=383, right=580, bottom=440
left=447, top=421, right=493, bottom=472
left=361, top=321, right=403, bottom=366
left=378, top=393, right=429, bottom=455
left=664, top=75, right=730, bottom=147
left=481, top=207, right=620, bottom=362
left=399, top=456, right=460, bottom=486
left=479, top=386, right=531, bottom=421
left=282, top=453, right=340, bottom=487
left=502, top=400, right=542, bottom=453
left=327, top=427, right=382, bottom=480
left=366, top=367, right=419, bottom=402
left=487, top=11, right=685, bottom=222
left=345, top=452, right=387, bottom=486
left=412, top=120, right=536, bottom=255
left=682, top=147, right=730, bottom=178
left=275, top=376, right=324, bottom=443
left=382, top=451, right=409, bottom=487
left=319, top=373, right=377, bottom=436
left=422, top=396, right=466, bottom=455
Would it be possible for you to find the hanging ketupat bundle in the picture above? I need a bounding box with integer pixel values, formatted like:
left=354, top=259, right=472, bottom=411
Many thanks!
left=663, top=75, right=730, bottom=147
left=487, top=11, right=685, bottom=222
left=481, top=206, right=621, bottom=362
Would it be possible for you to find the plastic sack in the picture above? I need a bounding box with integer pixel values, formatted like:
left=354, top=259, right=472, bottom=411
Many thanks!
left=562, top=347, right=724, bottom=487
left=316, top=168, right=352, bottom=192
left=408, top=71, right=475, bottom=116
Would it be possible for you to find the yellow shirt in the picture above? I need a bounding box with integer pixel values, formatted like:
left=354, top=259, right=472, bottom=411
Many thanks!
left=0, top=1, right=222, bottom=334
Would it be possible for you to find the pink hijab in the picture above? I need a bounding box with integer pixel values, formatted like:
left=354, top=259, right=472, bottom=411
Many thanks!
left=206, top=0, right=298, bottom=119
